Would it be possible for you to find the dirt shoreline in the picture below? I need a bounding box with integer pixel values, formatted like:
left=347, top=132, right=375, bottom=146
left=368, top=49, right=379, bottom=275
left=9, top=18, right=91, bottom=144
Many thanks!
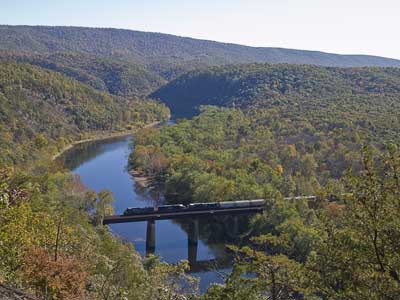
left=52, top=121, right=160, bottom=160
left=129, top=169, right=152, bottom=188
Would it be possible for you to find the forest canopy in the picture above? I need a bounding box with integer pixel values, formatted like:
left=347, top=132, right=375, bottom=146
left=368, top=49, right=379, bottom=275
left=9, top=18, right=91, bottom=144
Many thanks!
left=151, top=63, right=400, bottom=117
left=130, top=96, right=400, bottom=300
left=1, top=25, right=400, bottom=299
left=0, top=61, right=170, bottom=165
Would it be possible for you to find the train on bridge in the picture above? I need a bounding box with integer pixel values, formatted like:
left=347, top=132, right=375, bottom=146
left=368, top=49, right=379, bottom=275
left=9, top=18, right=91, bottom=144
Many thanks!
left=102, top=196, right=321, bottom=224
left=122, top=196, right=318, bottom=216
left=123, top=199, right=266, bottom=216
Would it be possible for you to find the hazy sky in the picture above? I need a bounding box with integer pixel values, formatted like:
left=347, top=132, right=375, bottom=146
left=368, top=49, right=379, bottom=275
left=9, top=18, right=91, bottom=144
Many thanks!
left=1, top=0, right=399, bottom=59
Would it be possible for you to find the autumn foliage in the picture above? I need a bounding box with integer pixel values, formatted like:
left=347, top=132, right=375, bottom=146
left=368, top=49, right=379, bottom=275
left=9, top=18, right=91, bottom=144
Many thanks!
left=22, top=247, right=87, bottom=300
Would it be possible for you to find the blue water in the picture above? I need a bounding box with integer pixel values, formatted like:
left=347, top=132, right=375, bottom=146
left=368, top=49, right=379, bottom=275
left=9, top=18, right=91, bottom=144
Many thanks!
left=62, top=135, right=231, bottom=291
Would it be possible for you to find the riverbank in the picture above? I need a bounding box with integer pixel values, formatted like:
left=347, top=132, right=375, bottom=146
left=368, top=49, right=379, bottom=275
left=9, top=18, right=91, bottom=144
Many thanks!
left=128, top=120, right=177, bottom=189
left=63, top=128, right=232, bottom=292
left=130, top=169, right=153, bottom=188
left=52, top=121, right=160, bottom=160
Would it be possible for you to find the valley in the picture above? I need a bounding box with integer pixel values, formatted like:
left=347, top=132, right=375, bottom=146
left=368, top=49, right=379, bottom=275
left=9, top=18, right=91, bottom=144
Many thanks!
left=0, top=24, right=399, bottom=300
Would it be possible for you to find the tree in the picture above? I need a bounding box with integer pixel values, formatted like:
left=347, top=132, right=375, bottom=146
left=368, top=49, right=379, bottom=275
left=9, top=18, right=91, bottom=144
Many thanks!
left=22, top=246, right=87, bottom=300
left=206, top=234, right=307, bottom=300
left=93, top=189, right=115, bottom=226
left=307, top=147, right=400, bottom=299
left=204, top=264, right=259, bottom=300
left=143, top=257, right=198, bottom=300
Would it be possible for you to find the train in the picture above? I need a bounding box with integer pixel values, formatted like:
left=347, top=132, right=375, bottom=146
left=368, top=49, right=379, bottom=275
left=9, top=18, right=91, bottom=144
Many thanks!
left=122, top=196, right=325, bottom=216
left=123, top=199, right=266, bottom=216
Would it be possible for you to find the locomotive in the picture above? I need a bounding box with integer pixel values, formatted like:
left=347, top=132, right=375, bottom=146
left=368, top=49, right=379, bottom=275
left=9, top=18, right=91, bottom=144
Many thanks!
left=123, top=204, right=185, bottom=215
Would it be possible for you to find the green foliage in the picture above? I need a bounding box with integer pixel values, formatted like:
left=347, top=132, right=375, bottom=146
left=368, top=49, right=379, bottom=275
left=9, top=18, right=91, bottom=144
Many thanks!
left=0, top=61, right=170, bottom=166
left=205, top=238, right=307, bottom=300
left=1, top=25, right=400, bottom=298
left=132, top=82, right=400, bottom=298
left=152, top=63, right=400, bottom=118
left=93, top=189, right=115, bottom=226
left=129, top=105, right=391, bottom=202
left=1, top=25, right=399, bottom=80
left=203, top=148, right=400, bottom=299
left=0, top=166, right=197, bottom=300
left=204, top=264, right=259, bottom=300
left=306, top=147, right=400, bottom=299
left=0, top=51, right=166, bottom=96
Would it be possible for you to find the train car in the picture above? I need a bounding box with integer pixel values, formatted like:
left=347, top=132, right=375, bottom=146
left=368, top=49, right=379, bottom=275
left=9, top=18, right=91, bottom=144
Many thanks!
left=123, top=207, right=155, bottom=216
left=285, top=196, right=317, bottom=201
left=248, top=199, right=266, bottom=206
left=219, top=201, right=234, bottom=208
left=235, top=200, right=252, bottom=207
left=219, top=199, right=265, bottom=208
left=157, top=204, right=186, bottom=212
left=188, top=202, right=220, bottom=211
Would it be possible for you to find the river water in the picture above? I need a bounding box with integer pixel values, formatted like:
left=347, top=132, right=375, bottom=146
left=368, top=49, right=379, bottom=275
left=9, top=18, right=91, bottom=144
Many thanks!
left=59, top=134, right=243, bottom=292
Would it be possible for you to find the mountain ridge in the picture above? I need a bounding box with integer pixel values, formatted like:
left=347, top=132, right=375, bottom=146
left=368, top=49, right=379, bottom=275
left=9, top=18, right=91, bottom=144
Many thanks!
left=1, top=25, right=400, bottom=68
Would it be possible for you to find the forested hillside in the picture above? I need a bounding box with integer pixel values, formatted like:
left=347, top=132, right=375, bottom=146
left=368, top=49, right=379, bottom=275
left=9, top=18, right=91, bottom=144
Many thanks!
left=0, top=51, right=166, bottom=96
left=130, top=107, right=400, bottom=299
left=1, top=25, right=400, bottom=71
left=139, top=65, right=400, bottom=199
left=0, top=166, right=197, bottom=299
left=151, top=64, right=400, bottom=116
left=129, top=97, right=399, bottom=199
left=1, top=24, right=400, bottom=300
left=0, top=59, right=199, bottom=300
left=132, top=63, right=400, bottom=299
left=0, top=61, right=169, bottom=165
left=2, top=25, right=400, bottom=99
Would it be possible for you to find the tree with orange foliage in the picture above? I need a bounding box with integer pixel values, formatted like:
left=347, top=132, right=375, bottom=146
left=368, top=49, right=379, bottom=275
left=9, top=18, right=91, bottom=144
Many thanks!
left=22, top=246, right=88, bottom=300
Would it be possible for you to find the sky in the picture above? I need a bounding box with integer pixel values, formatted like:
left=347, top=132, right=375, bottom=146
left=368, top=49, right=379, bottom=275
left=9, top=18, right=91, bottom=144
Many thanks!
left=1, top=0, right=399, bottom=59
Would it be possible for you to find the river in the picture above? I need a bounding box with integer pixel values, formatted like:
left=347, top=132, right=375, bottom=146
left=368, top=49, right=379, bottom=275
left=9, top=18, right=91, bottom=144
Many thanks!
left=58, top=134, right=246, bottom=292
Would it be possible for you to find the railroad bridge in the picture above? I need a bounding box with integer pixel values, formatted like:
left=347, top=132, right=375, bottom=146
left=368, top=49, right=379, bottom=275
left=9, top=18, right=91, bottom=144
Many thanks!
left=104, top=206, right=264, bottom=271
left=103, top=196, right=316, bottom=271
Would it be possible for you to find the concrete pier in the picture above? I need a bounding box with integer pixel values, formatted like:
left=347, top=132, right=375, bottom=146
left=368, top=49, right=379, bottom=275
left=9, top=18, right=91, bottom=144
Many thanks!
left=188, top=218, right=199, bottom=246
left=188, top=219, right=199, bottom=268
left=188, top=241, right=198, bottom=266
left=146, top=219, right=155, bottom=255
left=232, top=216, right=239, bottom=236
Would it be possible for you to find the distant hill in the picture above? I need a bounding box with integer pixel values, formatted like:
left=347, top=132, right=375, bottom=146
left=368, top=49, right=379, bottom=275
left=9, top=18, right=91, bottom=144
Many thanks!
left=1, top=25, right=400, bottom=72
left=151, top=64, right=400, bottom=117
left=0, top=61, right=169, bottom=165
left=0, top=51, right=166, bottom=96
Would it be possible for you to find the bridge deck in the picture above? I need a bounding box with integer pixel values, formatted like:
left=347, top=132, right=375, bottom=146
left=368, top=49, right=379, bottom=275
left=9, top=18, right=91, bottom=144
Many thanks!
left=103, top=206, right=264, bottom=224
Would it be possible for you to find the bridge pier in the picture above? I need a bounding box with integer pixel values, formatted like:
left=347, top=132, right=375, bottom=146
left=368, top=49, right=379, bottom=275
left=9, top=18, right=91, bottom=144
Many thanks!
left=188, top=241, right=198, bottom=267
left=188, top=219, right=199, bottom=268
left=188, top=218, right=199, bottom=246
left=232, top=216, right=239, bottom=236
left=146, top=219, right=155, bottom=255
